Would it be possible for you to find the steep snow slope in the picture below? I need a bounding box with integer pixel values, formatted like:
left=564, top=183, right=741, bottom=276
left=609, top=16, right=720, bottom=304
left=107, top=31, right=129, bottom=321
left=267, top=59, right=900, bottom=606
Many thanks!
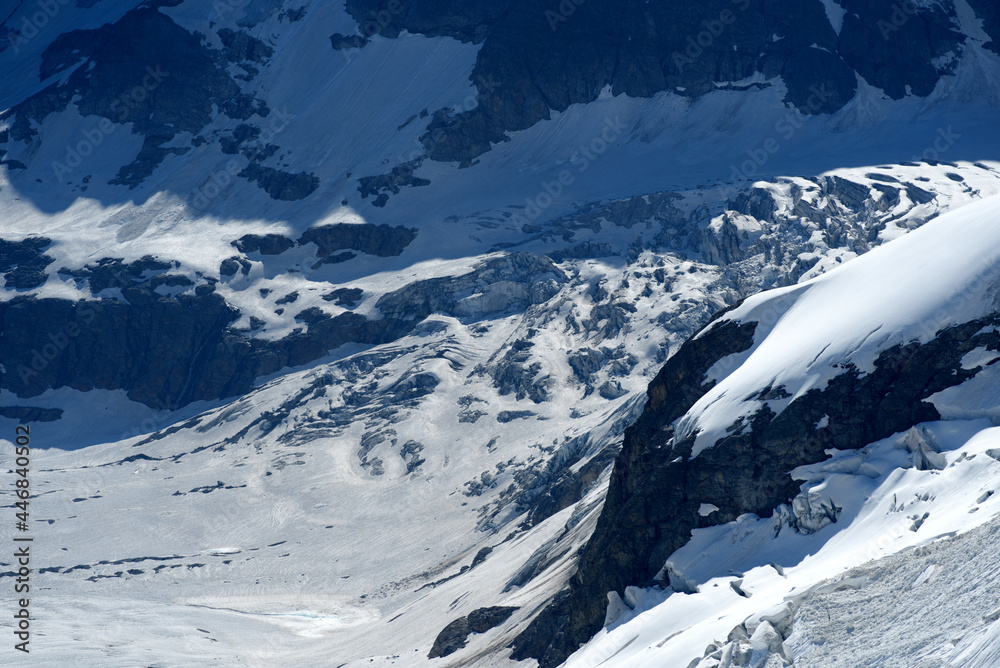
left=563, top=195, right=1000, bottom=668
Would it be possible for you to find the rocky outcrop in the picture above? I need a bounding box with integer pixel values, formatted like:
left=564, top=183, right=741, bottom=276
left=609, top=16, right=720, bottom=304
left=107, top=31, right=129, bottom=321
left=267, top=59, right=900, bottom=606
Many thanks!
left=357, top=158, right=430, bottom=206
left=232, top=233, right=295, bottom=255
left=0, top=238, right=54, bottom=290
left=237, top=164, right=319, bottom=201
left=217, top=28, right=274, bottom=65
left=428, top=606, right=518, bottom=658
left=299, top=223, right=417, bottom=258
left=512, top=308, right=1000, bottom=666
left=375, top=252, right=565, bottom=321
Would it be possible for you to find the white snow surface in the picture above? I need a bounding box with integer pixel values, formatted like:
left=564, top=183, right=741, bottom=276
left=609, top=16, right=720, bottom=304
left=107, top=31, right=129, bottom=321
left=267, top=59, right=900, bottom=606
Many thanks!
left=567, top=420, right=1000, bottom=668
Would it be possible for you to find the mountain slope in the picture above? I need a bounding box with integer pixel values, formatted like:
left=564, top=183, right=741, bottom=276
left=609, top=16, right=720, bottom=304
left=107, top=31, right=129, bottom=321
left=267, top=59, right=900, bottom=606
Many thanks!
left=1, top=1, right=1000, bottom=666
left=521, top=194, right=1000, bottom=666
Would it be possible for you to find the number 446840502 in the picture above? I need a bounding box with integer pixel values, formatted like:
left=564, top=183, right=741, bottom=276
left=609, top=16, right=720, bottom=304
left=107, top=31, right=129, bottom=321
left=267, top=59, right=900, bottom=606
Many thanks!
left=14, top=426, right=30, bottom=524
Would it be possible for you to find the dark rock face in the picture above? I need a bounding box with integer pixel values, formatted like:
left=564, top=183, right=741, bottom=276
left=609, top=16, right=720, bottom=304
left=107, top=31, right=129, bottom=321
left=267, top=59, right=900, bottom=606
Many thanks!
left=375, top=252, right=565, bottom=322
left=330, top=33, right=369, bottom=50
left=220, top=124, right=262, bottom=154
left=428, top=606, right=518, bottom=658
left=521, top=443, right=617, bottom=529
left=429, top=618, right=473, bottom=658
left=345, top=0, right=505, bottom=43
left=298, top=223, right=417, bottom=258
left=0, top=250, right=413, bottom=409
left=0, top=2, right=315, bottom=200
left=512, top=310, right=1000, bottom=667
left=237, top=164, right=319, bottom=201
left=347, top=0, right=963, bottom=166
left=837, top=0, right=962, bottom=100
left=59, top=256, right=189, bottom=292
left=0, top=238, right=54, bottom=290
left=322, top=287, right=364, bottom=308
left=358, top=158, right=430, bottom=205
left=0, top=226, right=427, bottom=411
left=219, top=257, right=252, bottom=277
left=0, top=293, right=407, bottom=409
left=0, top=406, right=63, bottom=423
left=232, top=233, right=295, bottom=256
left=217, top=28, right=274, bottom=64
left=2, top=4, right=243, bottom=186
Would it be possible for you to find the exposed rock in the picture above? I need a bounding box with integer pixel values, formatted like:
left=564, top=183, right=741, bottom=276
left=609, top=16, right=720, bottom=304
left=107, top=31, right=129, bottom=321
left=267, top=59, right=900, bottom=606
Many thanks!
left=521, top=444, right=617, bottom=528
left=836, top=0, right=962, bottom=100
left=219, top=257, right=252, bottom=277
left=597, top=380, right=627, bottom=400
left=0, top=406, right=63, bottom=423
left=497, top=410, right=535, bottom=423
left=358, top=158, right=430, bottom=205
left=567, top=348, right=604, bottom=384
left=0, top=238, right=54, bottom=290
left=58, top=256, right=185, bottom=293
left=471, top=546, right=493, bottom=569
left=727, top=188, right=777, bottom=224
left=217, top=28, right=274, bottom=64
left=376, top=252, right=565, bottom=322
left=330, top=33, right=369, bottom=50
left=428, top=606, right=518, bottom=658
left=322, top=287, right=364, bottom=308
left=458, top=409, right=486, bottom=423
left=547, top=242, right=614, bottom=262
left=299, top=223, right=417, bottom=258
left=220, top=124, right=261, bottom=154
left=237, top=164, right=319, bottom=201
left=428, top=617, right=472, bottom=658
left=968, top=0, right=1000, bottom=52
left=0, top=278, right=408, bottom=409
left=233, top=233, right=295, bottom=255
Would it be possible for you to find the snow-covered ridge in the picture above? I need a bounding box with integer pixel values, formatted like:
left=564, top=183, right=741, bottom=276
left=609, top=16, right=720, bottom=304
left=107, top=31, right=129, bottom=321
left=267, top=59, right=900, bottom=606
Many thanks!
left=682, top=194, right=1000, bottom=457
left=562, top=196, right=1000, bottom=668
